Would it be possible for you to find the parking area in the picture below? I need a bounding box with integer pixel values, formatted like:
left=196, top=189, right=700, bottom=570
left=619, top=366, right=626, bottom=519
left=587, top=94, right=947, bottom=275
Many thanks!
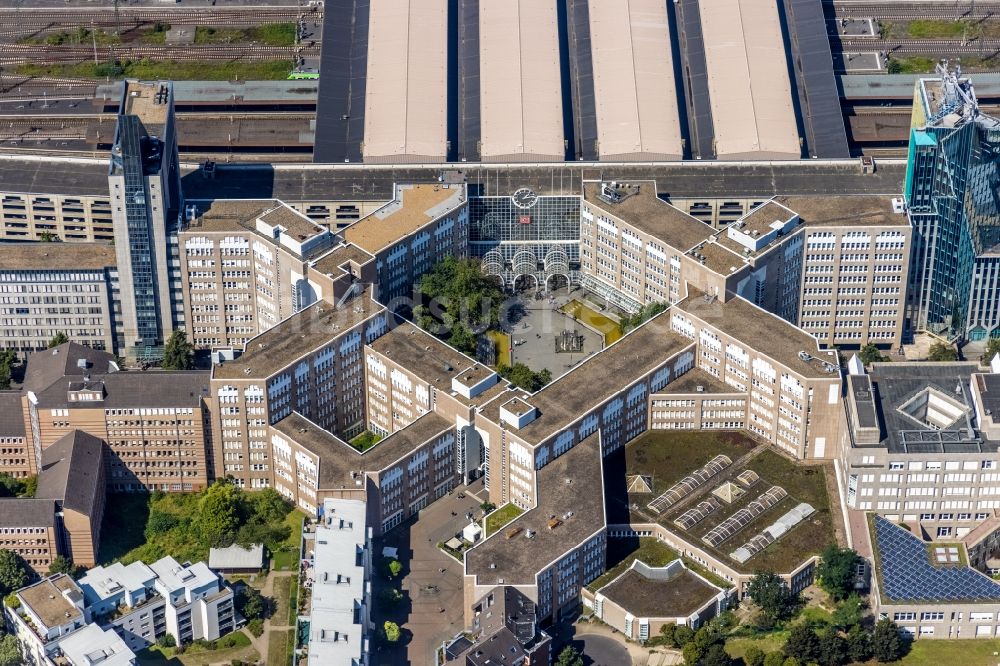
left=372, top=484, right=487, bottom=665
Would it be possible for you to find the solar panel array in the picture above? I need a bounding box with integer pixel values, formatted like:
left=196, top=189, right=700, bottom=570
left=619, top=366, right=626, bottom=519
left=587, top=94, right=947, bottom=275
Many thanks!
left=674, top=499, right=719, bottom=531
left=736, top=470, right=760, bottom=488
left=730, top=503, right=815, bottom=564
left=873, top=515, right=1000, bottom=603
left=647, top=455, right=732, bottom=514
left=702, top=486, right=787, bottom=547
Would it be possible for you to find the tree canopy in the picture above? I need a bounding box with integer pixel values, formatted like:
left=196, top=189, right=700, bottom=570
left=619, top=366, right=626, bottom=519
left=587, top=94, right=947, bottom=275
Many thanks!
left=784, top=625, right=820, bottom=664
left=0, top=634, right=22, bottom=666
left=873, top=618, right=906, bottom=662
left=0, top=549, right=31, bottom=596
left=47, top=555, right=79, bottom=577
left=619, top=301, right=668, bottom=334
left=746, top=570, right=791, bottom=627
left=498, top=363, right=552, bottom=392
left=0, top=349, right=17, bottom=391
left=162, top=329, right=195, bottom=370
left=47, top=332, right=69, bottom=348
left=982, top=337, right=1000, bottom=364
left=927, top=341, right=958, bottom=362
left=817, top=545, right=861, bottom=600
left=858, top=343, right=888, bottom=365
left=383, top=621, right=401, bottom=643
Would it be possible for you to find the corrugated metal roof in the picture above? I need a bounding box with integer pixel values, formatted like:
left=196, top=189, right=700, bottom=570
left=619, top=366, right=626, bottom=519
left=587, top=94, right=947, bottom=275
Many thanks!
left=699, top=0, right=800, bottom=159
left=363, top=0, right=448, bottom=162
left=479, top=0, right=565, bottom=161
left=588, top=0, right=683, bottom=160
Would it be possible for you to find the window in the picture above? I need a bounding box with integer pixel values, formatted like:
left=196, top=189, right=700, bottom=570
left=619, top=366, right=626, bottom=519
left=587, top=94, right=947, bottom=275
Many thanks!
left=920, top=513, right=934, bottom=521
left=921, top=612, right=944, bottom=621
left=937, top=527, right=952, bottom=538
left=939, top=513, right=953, bottom=521
left=893, top=612, right=916, bottom=622
left=889, top=462, right=905, bottom=470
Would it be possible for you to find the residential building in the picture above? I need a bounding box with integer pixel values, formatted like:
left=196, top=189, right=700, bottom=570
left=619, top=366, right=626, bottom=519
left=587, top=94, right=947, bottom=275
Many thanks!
left=108, top=81, right=183, bottom=355
left=0, top=241, right=118, bottom=356
left=57, top=624, right=137, bottom=666
left=20, top=343, right=213, bottom=492
left=178, top=198, right=337, bottom=348
left=841, top=357, right=1000, bottom=538
left=148, top=557, right=235, bottom=645
left=443, top=587, right=551, bottom=665
left=905, top=66, right=1000, bottom=343
left=0, top=430, right=106, bottom=573
left=5, top=574, right=89, bottom=666
left=307, top=498, right=371, bottom=666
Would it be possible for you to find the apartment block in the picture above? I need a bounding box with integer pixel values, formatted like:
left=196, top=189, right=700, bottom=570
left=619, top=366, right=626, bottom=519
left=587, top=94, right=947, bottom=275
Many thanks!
left=307, top=498, right=372, bottom=666
left=671, top=289, right=843, bottom=459
left=20, top=343, right=212, bottom=492
left=784, top=195, right=911, bottom=349
left=343, top=182, right=469, bottom=303
left=0, top=192, right=115, bottom=243
left=0, top=241, right=118, bottom=356
left=6, top=574, right=91, bottom=666
left=841, top=357, right=1000, bottom=538
left=580, top=181, right=803, bottom=322
left=179, top=199, right=337, bottom=348
left=444, top=587, right=552, bottom=665
left=0, top=430, right=106, bottom=573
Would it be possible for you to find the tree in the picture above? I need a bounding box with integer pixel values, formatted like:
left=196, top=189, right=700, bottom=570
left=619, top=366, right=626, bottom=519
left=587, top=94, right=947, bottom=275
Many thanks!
left=746, top=570, right=790, bottom=628
left=872, top=618, right=905, bottom=662
left=417, top=257, right=506, bottom=333
left=246, top=618, right=264, bottom=638
left=383, top=621, right=401, bottom=643
left=744, top=645, right=766, bottom=666
left=235, top=587, right=266, bottom=621
left=682, top=641, right=703, bottom=666
left=763, top=653, right=786, bottom=666
left=673, top=625, right=695, bottom=647
left=388, top=559, right=402, bottom=578
left=620, top=301, right=669, bottom=334
left=0, top=348, right=16, bottom=391
left=982, top=337, right=1000, bottom=364
left=0, top=549, right=30, bottom=596
left=816, top=631, right=846, bottom=666
left=39, top=231, right=57, bottom=242
left=498, top=362, right=552, bottom=392
left=162, top=329, right=195, bottom=370
left=784, top=625, right=820, bottom=664
left=480, top=501, right=496, bottom=513
left=699, top=644, right=732, bottom=666
left=781, top=659, right=800, bottom=666
left=817, top=545, right=861, bottom=601
left=21, top=475, right=36, bottom=498
left=658, top=623, right=678, bottom=647
left=47, top=332, right=68, bottom=348
left=196, top=481, right=241, bottom=545
left=555, top=646, right=584, bottom=666
left=157, top=634, right=177, bottom=648
left=47, top=555, right=78, bottom=577
left=846, top=625, right=873, bottom=663
left=858, top=343, right=887, bottom=365
left=0, top=474, right=24, bottom=498
left=830, top=593, right=865, bottom=630
left=0, top=635, right=21, bottom=666
left=927, top=341, right=957, bottom=362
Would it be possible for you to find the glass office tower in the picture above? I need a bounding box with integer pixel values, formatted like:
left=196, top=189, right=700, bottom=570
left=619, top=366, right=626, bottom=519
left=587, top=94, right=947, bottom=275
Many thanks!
left=905, top=65, right=1000, bottom=343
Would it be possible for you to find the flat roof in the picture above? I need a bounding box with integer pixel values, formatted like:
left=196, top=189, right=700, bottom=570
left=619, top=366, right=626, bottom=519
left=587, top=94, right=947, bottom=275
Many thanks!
left=309, top=243, right=374, bottom=279
left=482, top=312, right=691, bottom=444
left=599, top=565, right=719, bottom=618
left=588, top=0, right=683, bottom=160
left=122, top=81, right=170, bottom=135
left=465, top=433, right=605, bottom=586
left=658, top=367, right=738, bottom=395
left=367, top=321, right=507, bottom=408
left=699, top=0, right=800, bottom=159
left=208, top=544, right=264, bottom=570
left=775, top=195, right=908, bottom=227
left=479, top=0, right=565, bottom=160
left=274, top=411, right=452, bottom=489
left=58, top=624, right=135, bottom=666
left=185, top=199, right=327, bottom=240
left=18, top=575, right=83, bottom=628
left=675, top=288, right=838, bottom=379
left=149, top=557, right=218, bottom=593
left=0, top=241, right=116, bottom=271
left=343, top=183, right=465, bottom=254
left=739, top=201, right=798, bottom=235
left=213, top=288, right=382, bottom=380
left=686, top=239, right=748, bottom=276
left=363, top=0, right=448, bottom=162
left=583, top=181, right=715, bottom=252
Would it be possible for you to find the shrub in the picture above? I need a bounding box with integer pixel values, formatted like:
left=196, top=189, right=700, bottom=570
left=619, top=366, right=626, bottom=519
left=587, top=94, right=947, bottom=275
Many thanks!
left=247, top=619, right=264, bottom=637
left=157, top=634, right=176, bottom=648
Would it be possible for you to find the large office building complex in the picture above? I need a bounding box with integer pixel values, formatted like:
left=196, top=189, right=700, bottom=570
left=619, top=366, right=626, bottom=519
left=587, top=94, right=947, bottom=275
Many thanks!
left=906, top=67, right=1000, bottom=344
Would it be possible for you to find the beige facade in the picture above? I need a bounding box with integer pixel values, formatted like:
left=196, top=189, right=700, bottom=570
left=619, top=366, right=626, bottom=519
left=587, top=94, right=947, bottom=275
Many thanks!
left=0, top=242, right=117, bottom=356
left=0, top=192, right=114, bottom=242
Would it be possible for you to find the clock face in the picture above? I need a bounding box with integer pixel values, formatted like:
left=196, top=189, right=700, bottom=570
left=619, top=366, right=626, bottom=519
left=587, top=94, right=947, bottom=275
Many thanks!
left=512, top=188, right=538, bottom=209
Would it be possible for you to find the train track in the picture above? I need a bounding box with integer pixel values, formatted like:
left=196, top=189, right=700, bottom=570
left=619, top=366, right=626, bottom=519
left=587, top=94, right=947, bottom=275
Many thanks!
left=828, top=1, right=1000, bottom=19
left=838, top=36, right=1000, bottom=52
left=0, top=7, right=317, bottom=28
left=0, top=43, right=317, bottom=65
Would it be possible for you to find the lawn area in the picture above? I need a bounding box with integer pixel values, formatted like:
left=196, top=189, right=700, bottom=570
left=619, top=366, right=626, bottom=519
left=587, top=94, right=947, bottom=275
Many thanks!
left=724, top=633, right=787, bottom=661
left=15, top=59, right=295, bottom=81
left=98, top=492, right=150, bottom=564
left=270, top=509, right=305, bottom=571
left=485, top=503, right=524, bottom=536
left=349, top=430, right=383, bottom=452
left=272, top=576, right=293, bottom=624
left=195, top=23, right=296, bottom=46
left=288, top=579, right=299, bottom=625
left=894, top=638, right=1000, bottom=665
left=586, top=537, right=678, bottom=592
left=561, top=300, right=622, bottom=345
left=887, top=56, right=938, bottom=74
left=136, top=631, right=256, bottom=666
left=625, top=430, right=758, bottom=500
left=267, top=629, right=294, bottom=666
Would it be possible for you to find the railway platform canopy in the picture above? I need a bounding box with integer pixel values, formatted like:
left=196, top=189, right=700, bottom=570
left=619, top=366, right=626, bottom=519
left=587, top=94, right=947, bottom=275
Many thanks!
left=362, top=0, right=448, bottom=163
left=699, top=0, right=801, bottom=160
left=588, top=0, right=683, bottom=161
left=479, top=0, right=566, bottom=162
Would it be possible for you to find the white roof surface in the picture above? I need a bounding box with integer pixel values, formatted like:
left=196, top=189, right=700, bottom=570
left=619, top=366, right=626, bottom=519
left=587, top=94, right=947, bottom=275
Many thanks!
left=79, top=561, right=156, bottom=602
left=59, top=624, right=136, bottom=666
left=150, top=556, right=218, bottom=594
left=479, top=0, right=565, bottom=161
left=363, top=0, right=448, bottom=162
left=209, top=543, right=265, bottom=570
left=589, top=0, right=683, bottom=160
left=309, top=498, right=369, bottom=665
left=699, top=0, right=801, bottom=159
